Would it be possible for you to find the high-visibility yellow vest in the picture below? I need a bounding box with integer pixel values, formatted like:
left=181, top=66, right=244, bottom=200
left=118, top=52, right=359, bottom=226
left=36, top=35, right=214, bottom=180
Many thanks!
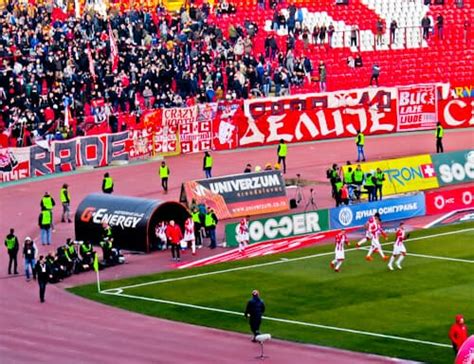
left=60, top=188, right=70, bottom=203
left=41, top=210, right=52, bottom=225
left=5, top=236, right=16, bottom=250
left=205, top=156, right=213, bottom=168
left=335, top=181, right=343, bottom=192
left=159, top=165, right=169, bottom=178
left=353, top=170, right=364, bottom=183
left=344, top=171, right=353, bottom=184
left=192, top=211, right=201, bottom=223
left=365, top=175, right=375, bottom=187
left=375, top=172, right=384, bottom=185
left=205, top=213, right=215, bottom=227
left=436, top=125, right=444, bottom=138
left=356, top=133, right=365, bottom=146
left=278, top=143, right=287, bottom=157
left=104, top=177, right=113, bottom=189
left=42, top=196, right=53, bottom=210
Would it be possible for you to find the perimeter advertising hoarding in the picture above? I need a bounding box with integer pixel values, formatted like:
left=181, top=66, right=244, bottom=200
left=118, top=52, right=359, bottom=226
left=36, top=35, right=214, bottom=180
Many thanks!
left=425, top=185, right=474, bottom=215
left=329, top=194, right=426, bottom=229
left=431, top=149, right=474, bottom=186
left=225, top=210, right=329, bottom=247
left=341, top=154, right=439, bottom=196
left=181, top=170, right=289, bottom=219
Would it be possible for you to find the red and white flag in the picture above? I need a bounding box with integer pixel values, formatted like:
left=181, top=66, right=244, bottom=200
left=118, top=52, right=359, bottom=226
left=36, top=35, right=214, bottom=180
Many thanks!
left=108, top=24, right=119, bottom=72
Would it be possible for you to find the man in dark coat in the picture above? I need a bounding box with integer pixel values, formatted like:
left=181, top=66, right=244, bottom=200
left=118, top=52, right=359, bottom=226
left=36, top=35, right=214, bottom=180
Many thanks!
left=245, top=290, right=266, bottom=341
left=35, top=255, right=51, bottom=303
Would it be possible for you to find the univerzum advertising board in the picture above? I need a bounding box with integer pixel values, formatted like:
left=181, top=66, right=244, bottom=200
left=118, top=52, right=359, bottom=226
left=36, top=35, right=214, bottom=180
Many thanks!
left=225, top=210, right=329, bottom=247
left=329, top=194, right=426, bottom=229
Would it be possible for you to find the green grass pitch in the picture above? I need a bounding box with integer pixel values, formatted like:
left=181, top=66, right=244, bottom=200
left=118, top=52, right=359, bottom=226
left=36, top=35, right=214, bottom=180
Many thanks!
left=70, top=222, right=474, bottom=363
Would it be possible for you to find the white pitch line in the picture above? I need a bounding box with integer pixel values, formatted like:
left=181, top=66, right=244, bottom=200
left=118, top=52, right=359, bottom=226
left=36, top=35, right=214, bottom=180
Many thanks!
left=101, top=290, right=451, bottom=349
left=102, top=227, right=474, bottom=293
left=359, top=246, right=474, bottom=264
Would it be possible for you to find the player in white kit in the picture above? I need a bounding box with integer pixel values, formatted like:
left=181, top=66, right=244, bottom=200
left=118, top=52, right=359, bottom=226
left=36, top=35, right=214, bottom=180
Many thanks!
left=237, top=217, right=250, bottom=254
left=155, top=221, right=168, bottom=250
left=365, top=219, right=388, bottom=261
left=183, top=217, right=196, bottom=255
left=388, top=222, right=408, bottom=270
left=330, top=229, right=350, bottom=272
left=356, top=216, right=376, bottom=248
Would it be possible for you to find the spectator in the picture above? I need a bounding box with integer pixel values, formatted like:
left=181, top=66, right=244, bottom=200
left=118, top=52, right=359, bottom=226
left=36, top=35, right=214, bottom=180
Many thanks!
left=350, top=25, right=359, bottom=47
left=370, top=64, right=381, bottom=87
left=422, top=15, right=431, bottom=39
left=328, top=23, right=335, bottom=47
left=355, top=54, right=363, bottom=68
left=318, top=61, right=327, bottom=92
left=436, top=14, right=444, bottom=40
left=390, top=20, right=398, bottom=44
left=376, top=18, right=384, bottom=45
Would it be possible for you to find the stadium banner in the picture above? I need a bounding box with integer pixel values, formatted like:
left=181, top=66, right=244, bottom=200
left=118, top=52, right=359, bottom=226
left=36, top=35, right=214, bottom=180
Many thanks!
left=341, top=154, right=439, bottom=196
left=29, top=131, right=129, bottom=176
left=126, top=128, right=154, bottom=160
left=397, top=84, right=437, bottom=131
left=179, top=104, right=216, bottom=154
left=0, top=147, right=31, bottom=182
left=212, top=101, right=242, bottom=151
left=431, top=149, right=474, bottom=186
left=180, top=170, right=289, bottom=219
left=438, top=98, right=474, bottom=128
left=224, top=210, right=329, bottom=247
left=329, top=194, right=426, bottom=229
left=425, top=185, right=474, bottom=215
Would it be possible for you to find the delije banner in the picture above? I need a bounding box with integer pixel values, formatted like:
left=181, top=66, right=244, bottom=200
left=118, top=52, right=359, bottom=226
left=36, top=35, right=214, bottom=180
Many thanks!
left=181, top=170, right=289, bottom=219
left=225, top=210, right=329, bottom=247
left=341, top=154, right=439, bottom=196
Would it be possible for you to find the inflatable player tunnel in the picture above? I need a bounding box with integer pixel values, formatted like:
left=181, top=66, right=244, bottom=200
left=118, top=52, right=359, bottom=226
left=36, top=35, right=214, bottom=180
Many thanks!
left=75, top=194, right=189, bottom=252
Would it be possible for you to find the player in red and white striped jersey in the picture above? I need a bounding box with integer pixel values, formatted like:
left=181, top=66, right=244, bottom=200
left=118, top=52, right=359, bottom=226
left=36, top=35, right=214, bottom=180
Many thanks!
left=388, top=222, right=409, bottom=270
left=184, top=217, right=196, bottom=255
left=330, top=229, right=350, bottom=272
left=356, top=216, right=377, bottom=248
left=366, top=218, right=388, bottom=261
left=237, top=217, right=250, bottom=254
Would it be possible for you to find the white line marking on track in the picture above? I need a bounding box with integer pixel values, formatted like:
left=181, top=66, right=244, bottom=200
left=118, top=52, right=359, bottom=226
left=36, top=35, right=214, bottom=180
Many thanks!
left=103, top=228, right=474, bottom=293
left=101, top=290, right=451, bottom=349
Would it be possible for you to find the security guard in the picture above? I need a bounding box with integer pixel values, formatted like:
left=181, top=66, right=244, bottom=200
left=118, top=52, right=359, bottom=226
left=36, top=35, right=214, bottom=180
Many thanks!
left=203, top=151, right=213, bottom=179
left=352, top=165, right=365, bottom=200
left=355, top=130, right=366, bottom=162
left=38, top=209, right=53, bottom=245
left=40, top=192, right=56, bottom=230
left=102, top=223, right=113, bottom=241
left=205, top=207, right=218, bottom=249
left=159, top=161, right=170, bottom=193
left=102, top=172, right=114, bottom=194
left=277, top=139, right=287, bottom=173
left=375, top=167, right=385, bottom=200
left=364, top=172, right=376, bottom=202
left=4, top=228, right=19, bottom=275
left=80, top=241, right=95, bottom=265
left=191, top=207, right=202, bottom=248
left=60, top=184, right=72, bottom=223
left=436, top=122, right=444, bottom=153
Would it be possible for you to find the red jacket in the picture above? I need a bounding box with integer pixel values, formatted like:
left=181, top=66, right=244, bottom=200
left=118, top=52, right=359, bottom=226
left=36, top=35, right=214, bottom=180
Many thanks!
left=166, top=224, right=183, bottom=245
left=449, top=315, right=468, bottom=349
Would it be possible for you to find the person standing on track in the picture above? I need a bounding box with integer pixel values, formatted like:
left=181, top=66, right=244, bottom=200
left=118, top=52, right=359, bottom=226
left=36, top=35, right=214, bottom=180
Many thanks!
left=166, top=220, right=183, bottom=262
left=330, top=229, right=350, bottom=272
left=60, top=184, right=72, bottom=223
left=237, top=217, right=250, bottom=254
left=191, top=207, right=202, bottom=249
left=102, top=172, right=114, bottom=194
left=5, top=228, right=19, bottom=275
left=436, top=122, right=444, bottom=153
left=245, top=290, right=266, bottom=342
left=35, top=255, right=51, bottom=303
left=38, top=209, right=53, bottom=246
left=203, top=151, right=213, bottom=178
left=355, top=130, right=366, bottom=162
left=23, top=237, right=37, bottom=281
left=183, top=216, right=196, bottom=255
left=205, top=207, right=218, bottom=249
left=40, top=192, right=56, bottom=231
left=277, top=139, right=287, bottom=174
left=388, top=222, right=408, bottom=270
left=159, top=161, right=170, bottom=194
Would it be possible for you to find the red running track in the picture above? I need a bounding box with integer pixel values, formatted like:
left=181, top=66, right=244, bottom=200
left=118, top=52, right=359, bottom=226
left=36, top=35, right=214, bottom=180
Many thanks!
left=0, top=129, right=472, bottom=363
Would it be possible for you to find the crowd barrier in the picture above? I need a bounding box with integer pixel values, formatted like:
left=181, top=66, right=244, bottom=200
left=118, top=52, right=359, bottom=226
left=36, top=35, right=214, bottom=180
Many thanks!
left=1, top=83, right=472, bottom=183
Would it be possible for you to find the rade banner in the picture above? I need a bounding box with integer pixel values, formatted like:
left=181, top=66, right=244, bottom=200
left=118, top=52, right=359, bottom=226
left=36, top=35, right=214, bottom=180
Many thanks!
left=431, top=149, right=474, bottom=186
left=397, top=84, right=437, bottom=131
left=438, top=98, right=474, bottom=128
left=225, top=210, right=329, bottom=247
left=425, top=185, right=474, bottom=215
left=341, top=154, right=439, bottom=196
left=181, top=170, right=289, bottom=219
left=330, top=194, right=426, bottom=229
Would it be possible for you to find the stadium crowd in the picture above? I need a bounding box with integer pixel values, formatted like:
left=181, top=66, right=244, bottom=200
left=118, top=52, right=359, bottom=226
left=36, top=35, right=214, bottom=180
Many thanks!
left=0, top=1, right=333, bottom=148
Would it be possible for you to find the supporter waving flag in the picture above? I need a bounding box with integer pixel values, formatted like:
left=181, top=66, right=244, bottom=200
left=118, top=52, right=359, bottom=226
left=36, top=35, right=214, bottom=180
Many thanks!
left=108, top=23, right=119, bottom=72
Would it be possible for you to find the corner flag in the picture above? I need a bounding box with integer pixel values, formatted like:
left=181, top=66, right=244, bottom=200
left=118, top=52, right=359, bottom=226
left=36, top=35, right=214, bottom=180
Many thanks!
left=93, top=253, right=101, bottom=292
